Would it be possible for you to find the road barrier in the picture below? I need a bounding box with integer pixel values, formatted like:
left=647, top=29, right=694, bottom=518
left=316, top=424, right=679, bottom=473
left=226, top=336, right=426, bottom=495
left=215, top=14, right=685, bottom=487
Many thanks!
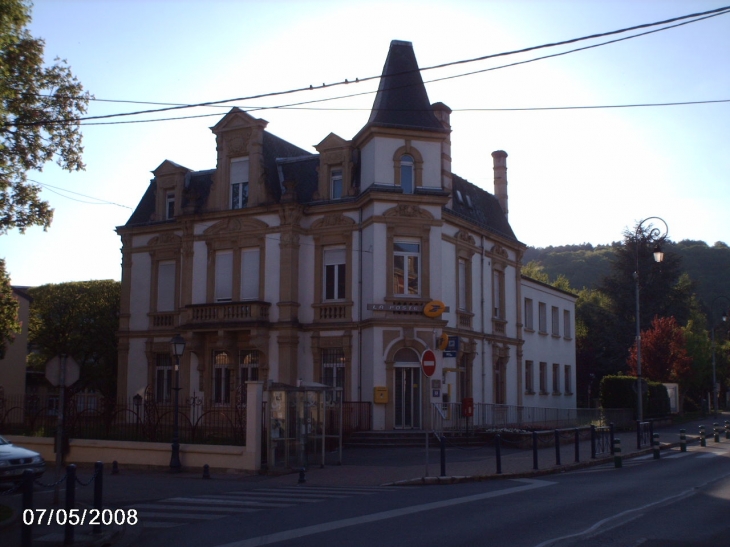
left=613, top=439, right=622, bottom=468
left=680, top=429, right=687, bottom=452
left=652, top=433, right=660, bottom=460
left=700, top=425, right=706, bottom=447
left=714, top=423, right=720, bottom=443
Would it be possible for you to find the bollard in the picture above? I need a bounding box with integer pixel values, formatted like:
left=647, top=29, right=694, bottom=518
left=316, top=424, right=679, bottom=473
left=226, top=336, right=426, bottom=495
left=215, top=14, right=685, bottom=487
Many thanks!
left=440, top=435, right=446, bottom=477
left=700, top=425, right=706, bottom=447
left=554, top=430, right=561, bottom=466
left=714, top=423, right=720, bottom=443
left=298, top=467, right=306, bottom=484
left=202, top=464, right=211, bottom=479
left=679, top=429, right=686, bottom=453
left=590, top=425, right=597, bottom=459
left=65, top=464, right=77, bottom=546
left=613, top=439, right=622, bottom=468
left=112, top=460, right=120, bottom=475
left=532, top=431, right=538, bottom=471
left=21, top=469, right=33, bottom=547
left=610, top=423, right=615, bottom=455
left=93, top=461, right=103, bottom=535
left=574, top=428, right=580, bottom=463
left=495, top=434, right=502, bottom=475
left=725, top=421, right=730, bottom=440
left=652, top=433, right=660, bottom=460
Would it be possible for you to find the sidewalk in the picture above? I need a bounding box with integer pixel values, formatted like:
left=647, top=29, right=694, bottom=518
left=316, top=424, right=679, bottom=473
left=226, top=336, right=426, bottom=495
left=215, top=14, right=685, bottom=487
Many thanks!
left=0, top=414, right=724, bottom=546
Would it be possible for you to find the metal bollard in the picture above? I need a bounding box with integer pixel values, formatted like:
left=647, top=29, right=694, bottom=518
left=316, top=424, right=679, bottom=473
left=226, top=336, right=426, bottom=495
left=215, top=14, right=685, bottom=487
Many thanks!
left=679, top=429, right=686, bottom=453
left=440, top=435, right=446, bottom=477
left=574, top=428, right=580, bottom=463
left=21, top=469, right=34, bottom=547
left=554, top=430, right=561, bottom=466
left=714, top=423, right=720, bottom=443
left=613, top=439, right=622, bottom=468
left=652, top=433, right=660, bottom=460
left=202, top=464, right=211, bottom=479
left=700, top=425, right=706, bottom=447
left=65, top=464, right=77, bottom=546
left=590, top=425, right=597, bottom=459
left=725, top=421, right=730, bottom=440
left=495, top=434, right=502, bottom=475
left=532, top=431, right=538, bottom=471
left=298, top=467, right=306, bottom=484
left=93, top=461, right=103, bottom=535
left=112, top=460, right=120, bottom=475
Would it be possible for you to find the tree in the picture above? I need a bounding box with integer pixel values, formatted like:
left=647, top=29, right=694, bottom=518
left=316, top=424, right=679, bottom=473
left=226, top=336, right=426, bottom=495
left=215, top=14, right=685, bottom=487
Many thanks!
left=0, top=258, right=20, bottom=356
left=1, top=0, right=91, bottom=234
left=627, top=316, right=693, bottom=387
left=28, top=280, right=119, bottom=398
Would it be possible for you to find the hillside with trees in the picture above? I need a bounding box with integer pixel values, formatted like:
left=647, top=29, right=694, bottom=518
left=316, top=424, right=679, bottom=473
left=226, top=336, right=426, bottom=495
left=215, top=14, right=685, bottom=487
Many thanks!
left=524, top=238, right=730, bottom=411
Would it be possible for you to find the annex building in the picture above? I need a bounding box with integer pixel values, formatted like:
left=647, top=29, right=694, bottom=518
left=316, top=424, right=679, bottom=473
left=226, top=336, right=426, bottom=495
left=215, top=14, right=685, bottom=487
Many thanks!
left=116, top=40, right=577, bottom=433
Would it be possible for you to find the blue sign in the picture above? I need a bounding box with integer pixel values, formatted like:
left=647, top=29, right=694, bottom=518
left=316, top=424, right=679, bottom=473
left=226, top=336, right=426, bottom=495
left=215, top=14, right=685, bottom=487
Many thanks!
left=443, top=336, right=458, bottom=358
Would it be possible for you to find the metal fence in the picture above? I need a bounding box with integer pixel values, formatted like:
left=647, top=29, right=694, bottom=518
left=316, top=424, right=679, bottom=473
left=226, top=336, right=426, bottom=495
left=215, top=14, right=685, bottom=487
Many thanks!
left=432, top=402, right=634, bottom=433
left=0, top=391, right=247, bottom=446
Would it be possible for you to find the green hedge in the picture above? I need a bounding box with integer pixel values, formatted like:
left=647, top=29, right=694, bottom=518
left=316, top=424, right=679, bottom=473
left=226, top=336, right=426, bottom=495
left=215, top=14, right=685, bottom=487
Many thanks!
left=599, top=375, right=670, bottom=419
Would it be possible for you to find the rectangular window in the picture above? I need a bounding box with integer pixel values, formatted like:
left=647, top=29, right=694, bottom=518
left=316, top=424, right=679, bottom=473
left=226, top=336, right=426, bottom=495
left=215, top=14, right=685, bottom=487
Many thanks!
left=525, top=360, right=534, bottom=394
left=214, top=366, right=231, bottom=404
left=230, top=157, right=249, bottom=209
left=322, top=348, right=345, bottom=402
left=564, top=365, right=572, bottom=394
left=493, top=270, right=505, bottom=319
left=458, top=259, right=467, bottom=311
left=240, top=248, right=260, bottom=301
left=538, top=302, right=547, bottom=333
left=539, top=362, right=547, bottom=394
left=393, top=241, right=420, bottom=296
left=215, top=250, right=233, bottom=302
left=552, top=363, right=560, bottom=394
left=331, top=168, right=343, bottom=200
left=155, top=353, right=172, bottom=403
left=524, top=298, right=533, bottom=330
left=324, top=248, right=346, bottom=300
left=564, top=310, right=572, bottom=339
left=239, top=350, right=260, bottom=385
left=157, top=261, right=175, bottom=311
left=166, top=192, right=175, bottom=220
left=552, top=306, right=560, bottom=336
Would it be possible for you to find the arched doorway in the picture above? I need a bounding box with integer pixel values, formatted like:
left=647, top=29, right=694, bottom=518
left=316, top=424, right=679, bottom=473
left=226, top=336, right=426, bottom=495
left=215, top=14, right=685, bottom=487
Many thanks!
left=394, top=348, right=421, bottom=429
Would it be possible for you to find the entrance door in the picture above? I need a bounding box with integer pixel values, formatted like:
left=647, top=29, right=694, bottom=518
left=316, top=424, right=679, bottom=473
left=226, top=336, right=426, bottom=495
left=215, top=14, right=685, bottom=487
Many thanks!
left=395, top=367, right=421, bottom=429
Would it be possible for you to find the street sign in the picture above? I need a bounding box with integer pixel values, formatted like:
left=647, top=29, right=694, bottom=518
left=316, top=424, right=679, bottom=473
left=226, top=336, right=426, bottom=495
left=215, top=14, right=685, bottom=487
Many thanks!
left=421, top=349, right=437, bottom=378
left=423, top=300, right=447, bottom=318
left=45, top=356, right=80, bottom=387
left=443, top=336, right=459, bottom=358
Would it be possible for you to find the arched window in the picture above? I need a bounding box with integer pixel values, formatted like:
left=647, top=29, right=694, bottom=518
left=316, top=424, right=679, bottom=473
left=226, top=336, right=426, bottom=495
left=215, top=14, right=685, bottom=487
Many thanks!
left=400, top=155, right=414, bottom=194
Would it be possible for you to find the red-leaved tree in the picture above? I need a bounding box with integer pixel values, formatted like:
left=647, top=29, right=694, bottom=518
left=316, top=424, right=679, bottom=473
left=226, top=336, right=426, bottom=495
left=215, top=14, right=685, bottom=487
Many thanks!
left=627, top=316, right=693, bottom=386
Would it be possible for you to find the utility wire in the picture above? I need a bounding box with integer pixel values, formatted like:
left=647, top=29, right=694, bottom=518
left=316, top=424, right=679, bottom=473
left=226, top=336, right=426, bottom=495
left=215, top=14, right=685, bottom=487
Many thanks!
left=30, top=179, right=133, bottom=209
left=6, top=5, right=730, bottom=127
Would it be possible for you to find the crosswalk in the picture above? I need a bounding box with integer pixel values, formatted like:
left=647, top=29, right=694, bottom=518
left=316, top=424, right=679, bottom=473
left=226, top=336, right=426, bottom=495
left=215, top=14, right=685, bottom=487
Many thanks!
left=131, top=486, right=403, bottom=529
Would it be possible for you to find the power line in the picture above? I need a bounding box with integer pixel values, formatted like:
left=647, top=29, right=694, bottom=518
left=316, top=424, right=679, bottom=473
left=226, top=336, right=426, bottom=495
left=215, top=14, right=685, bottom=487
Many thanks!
left=31, top=180, right=133, bottom=209
left=6, top=5, right=729, bottom=127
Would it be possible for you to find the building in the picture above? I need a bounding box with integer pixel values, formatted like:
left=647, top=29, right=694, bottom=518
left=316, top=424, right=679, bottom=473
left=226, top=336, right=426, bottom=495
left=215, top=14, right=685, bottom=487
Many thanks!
left=0, top=286, right=31, bottom=400
left=116, top=40, right=576, bottom=432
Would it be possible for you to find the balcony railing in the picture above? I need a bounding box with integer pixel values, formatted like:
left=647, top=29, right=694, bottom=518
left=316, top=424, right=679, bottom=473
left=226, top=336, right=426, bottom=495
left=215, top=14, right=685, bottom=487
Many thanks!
left=150, top=312, right=176, bottom=328
left=313, top=302, right=352, bottom=322
left=184, top=301, right=270, bottom=325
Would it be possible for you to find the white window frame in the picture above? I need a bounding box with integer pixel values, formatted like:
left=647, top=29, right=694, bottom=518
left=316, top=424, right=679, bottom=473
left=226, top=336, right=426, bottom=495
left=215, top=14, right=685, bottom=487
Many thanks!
left=393, top=240, right=420, bottom=296
left=538, top=302, right=547, bottom=333
left=324, top=248, right=346, bottom=301
left=525, top=360, right=534, bottom=394
left=458, top=258, right=467, bottom=311
left=165, top=191, right=175, bottom=220
left=552, top=306, right=560, bottom=336
left=213, top=351, right=232, bottom=405
left=322, top=347, right=345, bottom=403
left=240, top=248, right=260, bottom=301
left=552, top=363, right=560, bottom=394
left=399, top=154, right=414, bottom=194
left=215, top=250, right=233, bottom=302
left=230, top=157, right=249, bottom=209
left=524, top=298, right=534, bottom=330
left=155, top=354, right=172, bottom=404
left=157, top=261, right=176, bottom=312
left=539, top=362, right=547, bottom=394
left=564, top=310, right=572, bottom=339
left=330, top=168, right=343, bottom=200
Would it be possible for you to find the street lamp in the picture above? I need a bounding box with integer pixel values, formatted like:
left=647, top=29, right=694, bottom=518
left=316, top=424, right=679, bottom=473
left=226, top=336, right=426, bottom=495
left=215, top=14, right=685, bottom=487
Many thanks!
left=169, top=334, right=186, bottom=472
left=633, top=217, right=668, bottom=422
left=710, top=297, right=729, bottom=418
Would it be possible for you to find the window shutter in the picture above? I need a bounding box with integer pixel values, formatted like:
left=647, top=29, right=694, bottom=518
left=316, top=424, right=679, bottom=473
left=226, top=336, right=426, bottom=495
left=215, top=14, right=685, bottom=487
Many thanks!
left=157, top=262, right=175, bottom=311
left=215, top=251, right=233, bottom=302
left=241, top=248, right=260, bottom=300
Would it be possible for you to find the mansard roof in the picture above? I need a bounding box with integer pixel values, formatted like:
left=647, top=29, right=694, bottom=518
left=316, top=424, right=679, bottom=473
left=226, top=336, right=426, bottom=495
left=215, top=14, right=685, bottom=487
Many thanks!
left=366, top=40, right=446, bottom=133
left=446, top=174, right=518, bottom=242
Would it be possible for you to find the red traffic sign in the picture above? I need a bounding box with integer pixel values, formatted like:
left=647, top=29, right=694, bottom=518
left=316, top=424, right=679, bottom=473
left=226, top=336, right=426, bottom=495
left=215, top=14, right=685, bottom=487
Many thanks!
left=421, top=349, right=437, bottom=378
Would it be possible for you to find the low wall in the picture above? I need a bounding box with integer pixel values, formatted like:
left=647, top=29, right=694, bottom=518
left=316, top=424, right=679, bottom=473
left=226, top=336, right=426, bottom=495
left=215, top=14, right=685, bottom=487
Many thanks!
left=5, top=436, right=257, bottom=473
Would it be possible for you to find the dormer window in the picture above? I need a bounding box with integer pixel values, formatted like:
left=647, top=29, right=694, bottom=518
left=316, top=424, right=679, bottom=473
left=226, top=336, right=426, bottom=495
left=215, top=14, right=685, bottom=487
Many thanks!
left=331, top=168, right=343, bottom=200
left=400, top=155, right=414, bottom=194
left=230, top=157, right=249, bottom=209
left=165, top=191, right=175, bottom=220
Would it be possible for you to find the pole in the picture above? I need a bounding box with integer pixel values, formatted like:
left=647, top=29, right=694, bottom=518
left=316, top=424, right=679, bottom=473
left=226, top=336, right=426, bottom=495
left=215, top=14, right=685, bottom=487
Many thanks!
left=54, top=354, right=67, bottom=505
left=634, top=270, right=643, bottom=422
left=170, top=354, right=181, bottom=472
left=712, top=326, right=718, bottom=419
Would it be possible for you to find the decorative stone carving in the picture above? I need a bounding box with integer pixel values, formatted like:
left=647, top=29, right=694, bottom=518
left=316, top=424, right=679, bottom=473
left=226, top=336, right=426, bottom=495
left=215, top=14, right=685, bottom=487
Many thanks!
left=491, top=244, right=509, bottom=259
left=457, top=231, right=476, bottom=245
left=383, top=204, right=433, bottom=220
left=311, top=214, right=355, bottom=230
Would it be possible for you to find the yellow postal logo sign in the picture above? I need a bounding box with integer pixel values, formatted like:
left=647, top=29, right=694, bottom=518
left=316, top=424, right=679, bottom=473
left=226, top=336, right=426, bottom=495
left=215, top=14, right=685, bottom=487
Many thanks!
left=423, top=300, right=446, bottom=318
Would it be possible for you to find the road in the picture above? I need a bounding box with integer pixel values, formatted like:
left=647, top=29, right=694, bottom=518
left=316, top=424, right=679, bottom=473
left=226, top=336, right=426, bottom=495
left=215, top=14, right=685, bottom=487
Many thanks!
left=116, top=442, right=730, bottom=547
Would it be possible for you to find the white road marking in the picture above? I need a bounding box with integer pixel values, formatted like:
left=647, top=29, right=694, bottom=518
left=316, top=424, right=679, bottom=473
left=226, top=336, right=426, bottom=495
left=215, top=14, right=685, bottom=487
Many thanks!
left=214, top=479, right=555, bottom=547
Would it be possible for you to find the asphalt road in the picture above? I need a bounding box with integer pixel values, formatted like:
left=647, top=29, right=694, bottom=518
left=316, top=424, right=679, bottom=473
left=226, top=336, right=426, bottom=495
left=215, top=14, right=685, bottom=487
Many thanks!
left=115, top=441, right=730, bottom=547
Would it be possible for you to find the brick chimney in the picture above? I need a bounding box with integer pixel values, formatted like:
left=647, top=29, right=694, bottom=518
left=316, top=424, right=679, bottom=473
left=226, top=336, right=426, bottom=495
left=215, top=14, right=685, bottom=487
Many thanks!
left=492, top=150, right=508, bottom=219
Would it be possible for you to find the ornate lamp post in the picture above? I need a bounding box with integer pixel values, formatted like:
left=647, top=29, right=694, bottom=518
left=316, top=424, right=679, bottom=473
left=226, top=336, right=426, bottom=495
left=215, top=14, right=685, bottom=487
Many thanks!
left=710, top=297, right=729, bottom=418
left=169, top=334, right=186, bottom=472
left=633, top=217, right=668, bottom=422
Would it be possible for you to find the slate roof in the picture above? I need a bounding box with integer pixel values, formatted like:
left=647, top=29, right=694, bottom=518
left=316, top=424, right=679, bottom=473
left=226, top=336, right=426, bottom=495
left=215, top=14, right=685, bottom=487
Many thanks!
left=366, top=40, right=446, bottom=133
left=447, top=174, right=518, bottom=242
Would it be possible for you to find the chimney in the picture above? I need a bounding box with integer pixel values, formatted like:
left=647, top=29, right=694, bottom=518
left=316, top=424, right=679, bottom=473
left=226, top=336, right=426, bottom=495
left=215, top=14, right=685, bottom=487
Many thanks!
left=492, top=150, right=508, bottom=219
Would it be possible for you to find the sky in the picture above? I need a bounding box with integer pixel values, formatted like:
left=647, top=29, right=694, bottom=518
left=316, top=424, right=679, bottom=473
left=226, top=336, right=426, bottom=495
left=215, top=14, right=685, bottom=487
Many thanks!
left=3, top=0, right=729, bottom=286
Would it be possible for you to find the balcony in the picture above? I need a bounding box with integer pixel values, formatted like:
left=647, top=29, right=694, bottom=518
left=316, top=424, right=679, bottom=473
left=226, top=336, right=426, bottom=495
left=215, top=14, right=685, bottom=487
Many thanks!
left=456, top=310, right=473, bottom=330
left=183, top=301, right=270, bottom=327
left=149, top=312, right=177, bottom=329
left=313, top=302, right=352, bottom=322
